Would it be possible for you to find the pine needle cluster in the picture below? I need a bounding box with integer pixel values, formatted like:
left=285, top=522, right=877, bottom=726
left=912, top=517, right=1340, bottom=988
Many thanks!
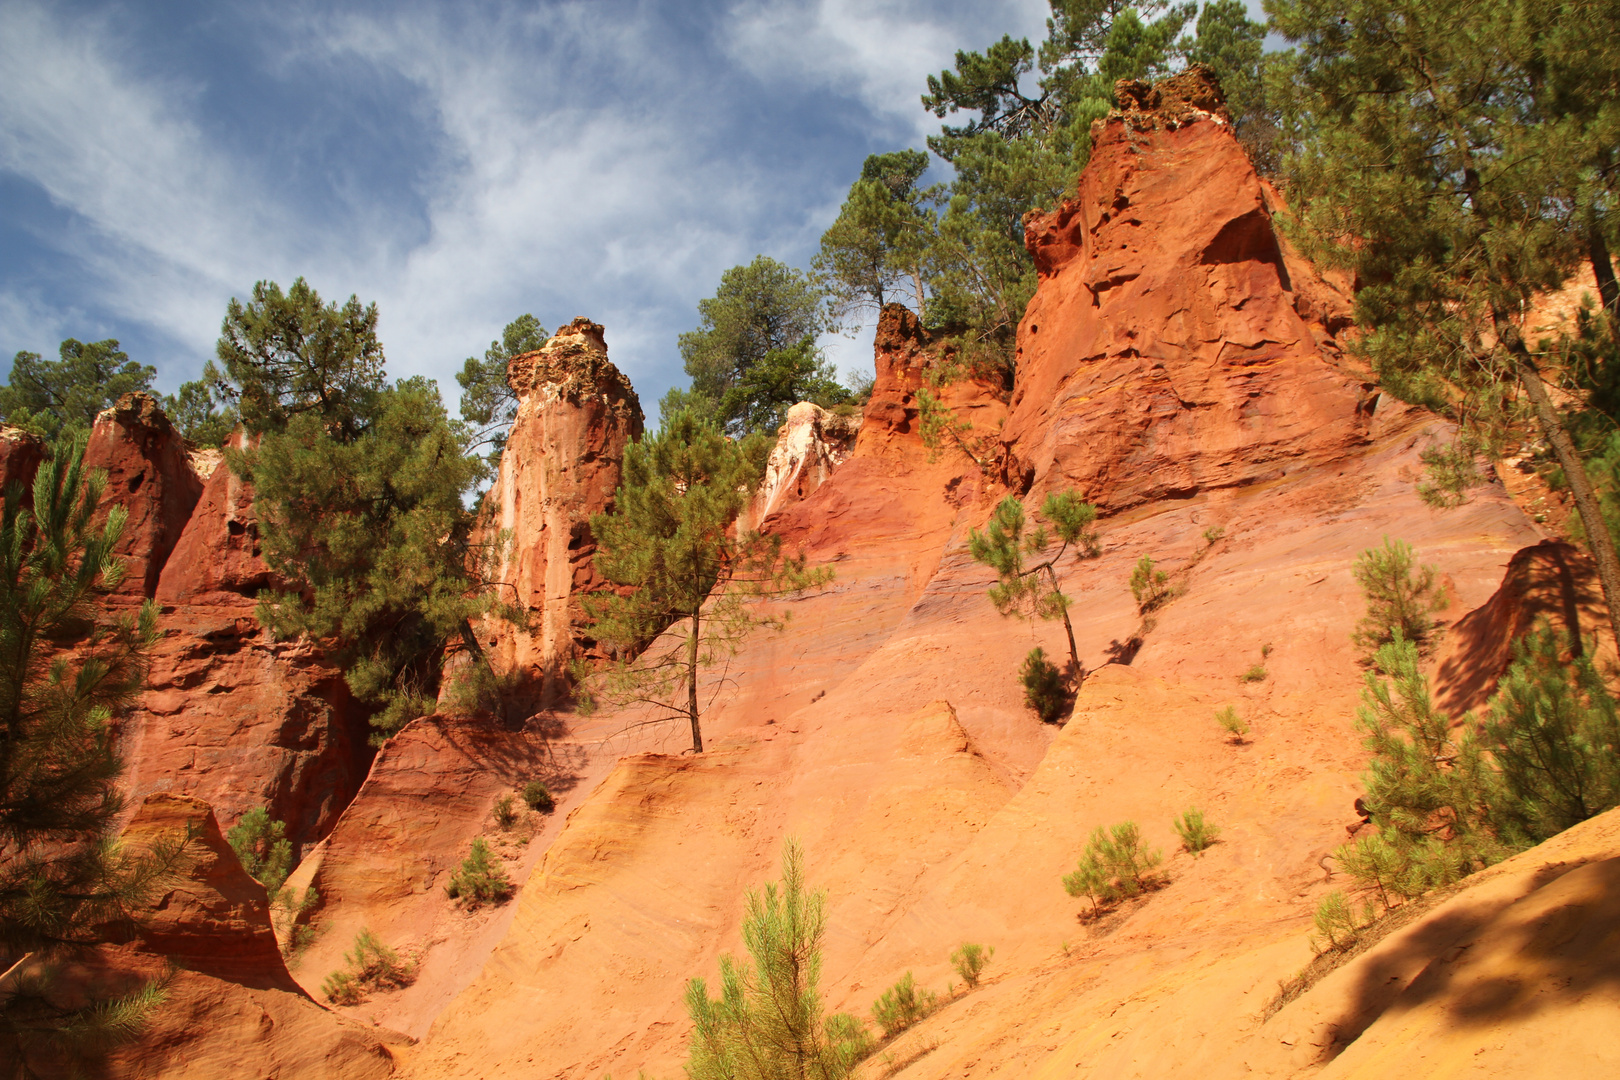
left=684, top=841, right=870, bottom=1080
left=1061, top=822, right=1163, bottom=915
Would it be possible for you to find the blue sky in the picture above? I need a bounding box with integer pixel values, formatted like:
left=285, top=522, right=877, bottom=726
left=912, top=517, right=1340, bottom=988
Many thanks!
left=0, top=1, right=1261, bottom=415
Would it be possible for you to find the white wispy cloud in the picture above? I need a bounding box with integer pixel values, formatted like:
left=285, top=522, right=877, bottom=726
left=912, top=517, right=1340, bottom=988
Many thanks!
left=0, top=0, right=1055, bottom=406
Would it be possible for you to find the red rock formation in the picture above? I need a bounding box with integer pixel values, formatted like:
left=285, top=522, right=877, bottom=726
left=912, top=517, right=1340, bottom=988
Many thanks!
left=83, top=392, right=204, bottom=597
left=155, top=428, right=279, bottom=605
left=1003, top=66, right=1371, bottom=508
left=743, top=401, right=860, bottom=531
left=73, top=793, right=407, bottom=1079
left=0, top=423, right=45, bottom=502
left=117, top=609, right=372, bottom=851
left=479, top=318, right=643, bottom=708
left=117, top=792, right=295, bottom=988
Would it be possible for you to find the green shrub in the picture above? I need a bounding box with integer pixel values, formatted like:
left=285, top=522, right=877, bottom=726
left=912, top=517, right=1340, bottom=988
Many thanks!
left=522, top=780, right=555, bottom=813
left=226, top=807, right=293, bottom=896
left=1061, top=821, right=1162, bottom=914
left=1130, top=556, right=1171, bottom=613
left=446, top=837, right=513, bottom=907
left=1173, top=808, right=1220, bottom=853
left=1311, top=890, right=1371, bottom=953
left=1351, top=538, right=1446, bottom=660
left=1019, top=647, right=1070, bottom=723
left=949, top=943, right=994, bottom=989
left=870, top=972, right=937, bottom=1039
left=492, top=794, right=518, bottom=830
left=321, top=969, right=360, bottom=1006
left=1215, top=706, right=1249, bottom=743
left=1202, top=526, right=1226, bottom=545
left=1238, top=663, right=1268, bottom=683
left=320, top=927, right=415, bottom=1005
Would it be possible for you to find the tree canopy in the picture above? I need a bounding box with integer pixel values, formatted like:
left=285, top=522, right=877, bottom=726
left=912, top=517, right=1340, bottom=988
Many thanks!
left=0, top=340, right=155, bottom=441
left=583, top=411, right=826, bottom=753
left=215, top=279, right=496, bottom=740
left=457, top=313, right=549, bottom=459
left=664, top=257, right=848, bottom=436
left=1, top=441, right=172, bottom=1067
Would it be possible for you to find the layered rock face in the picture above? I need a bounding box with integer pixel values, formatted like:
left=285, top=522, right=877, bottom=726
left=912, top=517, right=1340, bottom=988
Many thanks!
left=156, top=428, right=279, bottom=605
left=0, top=423, right=45, bottom=501
left=742, top=402, right=860, bottom=530
left=1003, top=66, right=1367, bottom=508
left=83, top=392, right=205, bottom=598
left=479, top=317, right=643, bottom=709
left=79, top=794, right=404, bottom=1080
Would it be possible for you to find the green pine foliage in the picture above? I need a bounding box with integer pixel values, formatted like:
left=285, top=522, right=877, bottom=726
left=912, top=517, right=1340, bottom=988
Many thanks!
left=457, top=313, right=548, bottom=460
left=1, top=440, right=175, bottom=1067
left=446, top=838, right=513, bottom=908
left=1482, top=625, right=1620, bottom=847
left=1350, top=538, right=1446, bottom=661
left=1061, top=821, right=1163, bottom=915
left=522, top=781, right=555, bottom=814
left=664, top=256, right=848, bottom=437
left=1269, top=0, right=1620, bottom=646
left=1129, top=555, right=1171, bottom=614
left=213, top=278, right=498, bottom=743
left=0, top=339, right=156, bottom=441
left=949, top=942, right=994, bottom=989
left=1020, top=647, right=1071, bottom=723
left=1311, top=890, right=1371, bottom=953
left=1173, top=807, right=1220, bottom=853
left=225, top=807, right=318, bottom=954
left=161, top=379, right=238, bottom=448
left=321, top=927, right=416, bottom=1005
left=870, top=971, right=937, bottom=1039
left=683, top=840, right=871, bottom=1080
left=1215, top=705, right=1249, bottom=742
left=969, top=490, right=1101, bottom=685
left=584, top=411, right=830, bottom=754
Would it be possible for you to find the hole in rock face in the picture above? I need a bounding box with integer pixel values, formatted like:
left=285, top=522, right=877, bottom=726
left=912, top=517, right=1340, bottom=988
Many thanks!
left=227, top=519, right=247, bottom=536
left=127, top=472, right=146, bottom=494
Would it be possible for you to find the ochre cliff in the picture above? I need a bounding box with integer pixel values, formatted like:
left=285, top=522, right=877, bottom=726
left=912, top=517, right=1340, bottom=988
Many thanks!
left=81, top=68, right=1620, bottom=1080
left=478, top=317, right=644, bottom=710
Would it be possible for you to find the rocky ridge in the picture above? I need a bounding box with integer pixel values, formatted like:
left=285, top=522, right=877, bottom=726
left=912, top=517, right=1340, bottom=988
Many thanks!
left=50, top=67, right=1620, bottom=1080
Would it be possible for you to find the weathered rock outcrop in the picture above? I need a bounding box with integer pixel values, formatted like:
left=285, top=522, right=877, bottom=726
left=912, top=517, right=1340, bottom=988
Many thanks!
left=743, top=401, right=860, bottom=530
left=1003, top=65, right=1368, bottom=508
left=117, top=608, right=372, bottom=851
left=155, top=428, right=279, bottom=605
left=84, top=392, right=204, bottom=598
left=77, top=794, right=405, bottom=1080
left=0, top=423, right=45, bottom=501
left=479, top=318, right=643, bottom=709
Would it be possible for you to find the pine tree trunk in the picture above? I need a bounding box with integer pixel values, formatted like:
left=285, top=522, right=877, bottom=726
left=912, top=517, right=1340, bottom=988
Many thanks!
left=1044, top=563, right=1081, bottom=682
left=1588, top=220, right=1620, bottom=322
left=687, top=610, right=703, bottom=754
left=1507, top=338, right=1620, bottom=652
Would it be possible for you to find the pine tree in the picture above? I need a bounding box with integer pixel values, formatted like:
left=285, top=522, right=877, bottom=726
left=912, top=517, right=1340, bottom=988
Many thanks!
left=457, top=313, right=549, bottom=460
left=1270, top=0, right=1620, bottom=650
left=215, top=279, right=495, bottom=742
left=584, top=413, right=829, bottom=754
left=0, top=440, right=173, bottom=1070
left=970, top=491, right=1100, bottom=682
left=1483, top=624, right=1620, bottom=846
left=683, top=840, right=869, bottom=1080
left=0, top=340, right=156, bottom=441
left=1350, top=538, right=1446, bottom=660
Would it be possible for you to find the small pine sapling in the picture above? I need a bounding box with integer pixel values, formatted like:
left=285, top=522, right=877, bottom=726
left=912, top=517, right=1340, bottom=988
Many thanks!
left=1311, top=890, right=1372, bottom=953
left=969, top=489, right=1101, bottom=699
left=1215, top=706, right=1250, bottom=744
left=492, top=794, right=518, bottom=830
left=1019, top=647, right=1070, bottom=723
left=1351, top=538, right=1447, bottom=660
left=1172, top=808, right=1220, bottom=853
left=522, top=780, right=555, bottom=813
left=1202, top=525, right=1226, bottom=545
left=949, top=943, right=994, bottom=989
left=446, top=837, right=513, bottom=907
left=870, top=972, right=937, bottom=1038
left=321, top=927, right=416, bottom=1004
left=1130, top=555, right=1171, bottom=614
left=1062, top=822, right=1163, bottom=914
